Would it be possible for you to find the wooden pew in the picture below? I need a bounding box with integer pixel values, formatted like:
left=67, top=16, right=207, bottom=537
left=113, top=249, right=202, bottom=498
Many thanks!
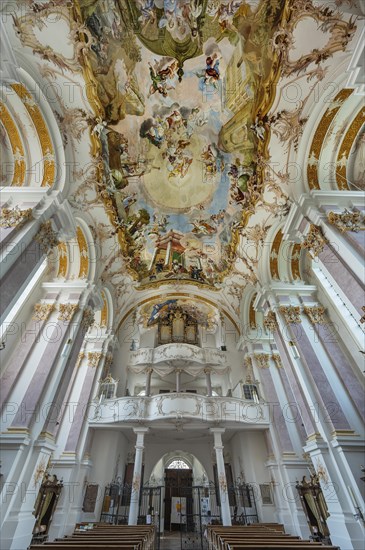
left=205, top=524, right=339, bottom=550
left=30, top=524, right=155, bottom=550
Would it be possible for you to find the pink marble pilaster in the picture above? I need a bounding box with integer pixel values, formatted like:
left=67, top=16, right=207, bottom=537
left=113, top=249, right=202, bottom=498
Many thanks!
left=64, top=365, right=97, bottom=453
left=318, top=244, right=363, bottom=315
left=258, top=367, right=294, bottom=454
left=0, top=318, right=49, bottom=410
left=316, top=324, right=365, bottom=421
left=10, top=321, right=70, bottom=429
left=43, top=324, right=86, bottom=436
left=288, top=323, right=350, bottom=431
left=274, top=331, right=317, bottom=438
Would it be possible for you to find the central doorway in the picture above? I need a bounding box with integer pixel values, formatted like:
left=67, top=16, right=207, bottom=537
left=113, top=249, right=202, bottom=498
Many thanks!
left=164, top=460, right=193, bottom=531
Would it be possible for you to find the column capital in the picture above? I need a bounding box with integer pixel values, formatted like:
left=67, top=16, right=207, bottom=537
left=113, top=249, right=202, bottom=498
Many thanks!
left=279, top=306, right=301, bottom=324
left=58, top=303, right=79, bottom=321
left=303, top=305, right=326, bottom=324
left=133, top=427, right=149, bottom=435
left=210, top=427, right=225, bottom=434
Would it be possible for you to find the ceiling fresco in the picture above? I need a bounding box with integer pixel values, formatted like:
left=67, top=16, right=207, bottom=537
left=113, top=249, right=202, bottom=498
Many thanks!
left=79, top=0, right=287, bottom=287
left=5, top=0, right=361, bottom=325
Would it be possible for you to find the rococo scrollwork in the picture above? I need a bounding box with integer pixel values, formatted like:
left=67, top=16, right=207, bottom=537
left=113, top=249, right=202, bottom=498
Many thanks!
left=0, top=206, right=33, bottom=229
left=327, top=209, right=365, bottom=233
left=301, top=224, right=327, bottom=258
left=303, top=306, right=326, bottom=325
left=35, top=221, right=60, bottom=254
left=279, top=306, right=302, bottom=324
left=32, top=303, right=55, bottom=322
left=263, top=311, right=278, bottom=331
left=58, top=303, right=79, bottom=322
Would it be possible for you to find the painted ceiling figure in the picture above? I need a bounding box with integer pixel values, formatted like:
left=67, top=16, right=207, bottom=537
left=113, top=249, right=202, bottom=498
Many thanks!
left=52, top=0, right=359, bottom=289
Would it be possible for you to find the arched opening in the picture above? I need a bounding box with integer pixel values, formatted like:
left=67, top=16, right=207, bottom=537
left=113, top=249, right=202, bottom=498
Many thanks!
left=148, top=451, right=210, bottom=533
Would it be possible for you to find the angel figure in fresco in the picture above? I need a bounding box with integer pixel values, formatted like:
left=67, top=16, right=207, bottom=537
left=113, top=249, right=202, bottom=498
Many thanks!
left=148, top=213, right=170, bottom=235
left=157, top=0, right=191, bottom=41
left=250, top=116, right=266, bottom=141
left=206, top=0, right=220, bottom=17
left=147, top=59, right=178, bottom=97
left=191, top=219, right=217, bottom=236
left=136, top=0, right=156, bottom=27
left=204, top=53, right=221, bottom=85
left=167, top=150, right=193, bottom=180
left=196, top=51, right=222, bottom=90
left=185, top=107, right=208, bottom=137
left=145, top=117, right=168, bottom=148
left=200, top=144, right=221, bottom=180
left=217, top=1, right=243, bottom=31
left=183, top=0, right=203, bottom=39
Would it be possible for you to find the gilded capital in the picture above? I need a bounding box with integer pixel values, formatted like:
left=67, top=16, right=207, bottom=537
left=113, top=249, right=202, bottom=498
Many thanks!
left=0, top=206, right=33, bottom=229
left=272, top=354, right=283, bottom=369
left=58, top=303, right=79, bottom=321
left=303, top=306, right=326, bottom=324
left=88, top=351, right=103, bottom=368
left=244, top=356, right=252, bottom=369
left=75, top=352, right=85, bottom=369
left=279, top=306, right=301, bottom=324
left=254, top=353, right=270, bottom=369
left=301, top=224, right=327, bottom=258
left=32, top=302, right=55, bottom=321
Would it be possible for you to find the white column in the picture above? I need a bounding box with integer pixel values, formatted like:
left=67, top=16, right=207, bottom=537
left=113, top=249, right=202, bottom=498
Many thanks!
left=128, top=428, right=149, bottom=525
left=211, top=428, right=231, bottom=526
left=205, top=368, right=212, bottom=396
left=176, top=369, right=181, bottom=393
left=145, top=368, right=152, bottom=396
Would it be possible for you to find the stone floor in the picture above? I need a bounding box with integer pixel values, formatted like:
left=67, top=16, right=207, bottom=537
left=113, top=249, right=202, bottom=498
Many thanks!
left=159, top=531, right=182, bottom=549
left=158, top=530, right=207, bottom=549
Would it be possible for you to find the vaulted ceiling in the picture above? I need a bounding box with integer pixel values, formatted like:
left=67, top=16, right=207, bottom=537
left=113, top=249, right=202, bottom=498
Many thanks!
left=2, top=0, right=363, bottom=330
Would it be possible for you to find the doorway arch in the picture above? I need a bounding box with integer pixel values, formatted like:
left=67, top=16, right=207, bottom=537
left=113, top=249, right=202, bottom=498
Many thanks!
left=149, top=450, right=209, bottom=487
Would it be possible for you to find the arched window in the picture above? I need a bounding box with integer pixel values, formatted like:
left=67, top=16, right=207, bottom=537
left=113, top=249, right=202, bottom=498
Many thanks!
left=167, top=459, right=190, bottom=470
left=242, top=384, right=259, bottom=403
left=98, top=374, right=118, bottom=400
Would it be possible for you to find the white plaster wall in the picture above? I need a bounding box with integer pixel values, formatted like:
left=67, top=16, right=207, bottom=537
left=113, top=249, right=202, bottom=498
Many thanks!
left=83, top=430, right=129, bottom=522
left=230, top=431, right=276, bottom=522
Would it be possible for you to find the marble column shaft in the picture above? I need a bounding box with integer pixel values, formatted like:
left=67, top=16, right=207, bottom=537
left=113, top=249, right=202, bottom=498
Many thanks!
left=128, top=428, right=148, bottom=525
left=211, top=428, right=231, bottom=526
left=10, top=320, right=70, bottom=429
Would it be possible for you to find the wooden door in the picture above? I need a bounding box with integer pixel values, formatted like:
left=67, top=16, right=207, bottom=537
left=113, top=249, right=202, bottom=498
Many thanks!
left=164, top=469, right=193, bottom=530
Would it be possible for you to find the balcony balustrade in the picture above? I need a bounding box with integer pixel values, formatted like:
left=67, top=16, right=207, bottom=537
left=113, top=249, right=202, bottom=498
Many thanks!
left=89, top=393, right=269, bottom=426
left=129, top=344, right=227, bottom=366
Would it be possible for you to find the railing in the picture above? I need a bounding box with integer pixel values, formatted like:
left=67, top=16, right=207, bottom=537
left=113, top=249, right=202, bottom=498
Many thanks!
left=99, top=482, right=259, bottom=550
left=89, top=393, right=269, bottom=425
left=129, top=344, right=227, bottom=366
